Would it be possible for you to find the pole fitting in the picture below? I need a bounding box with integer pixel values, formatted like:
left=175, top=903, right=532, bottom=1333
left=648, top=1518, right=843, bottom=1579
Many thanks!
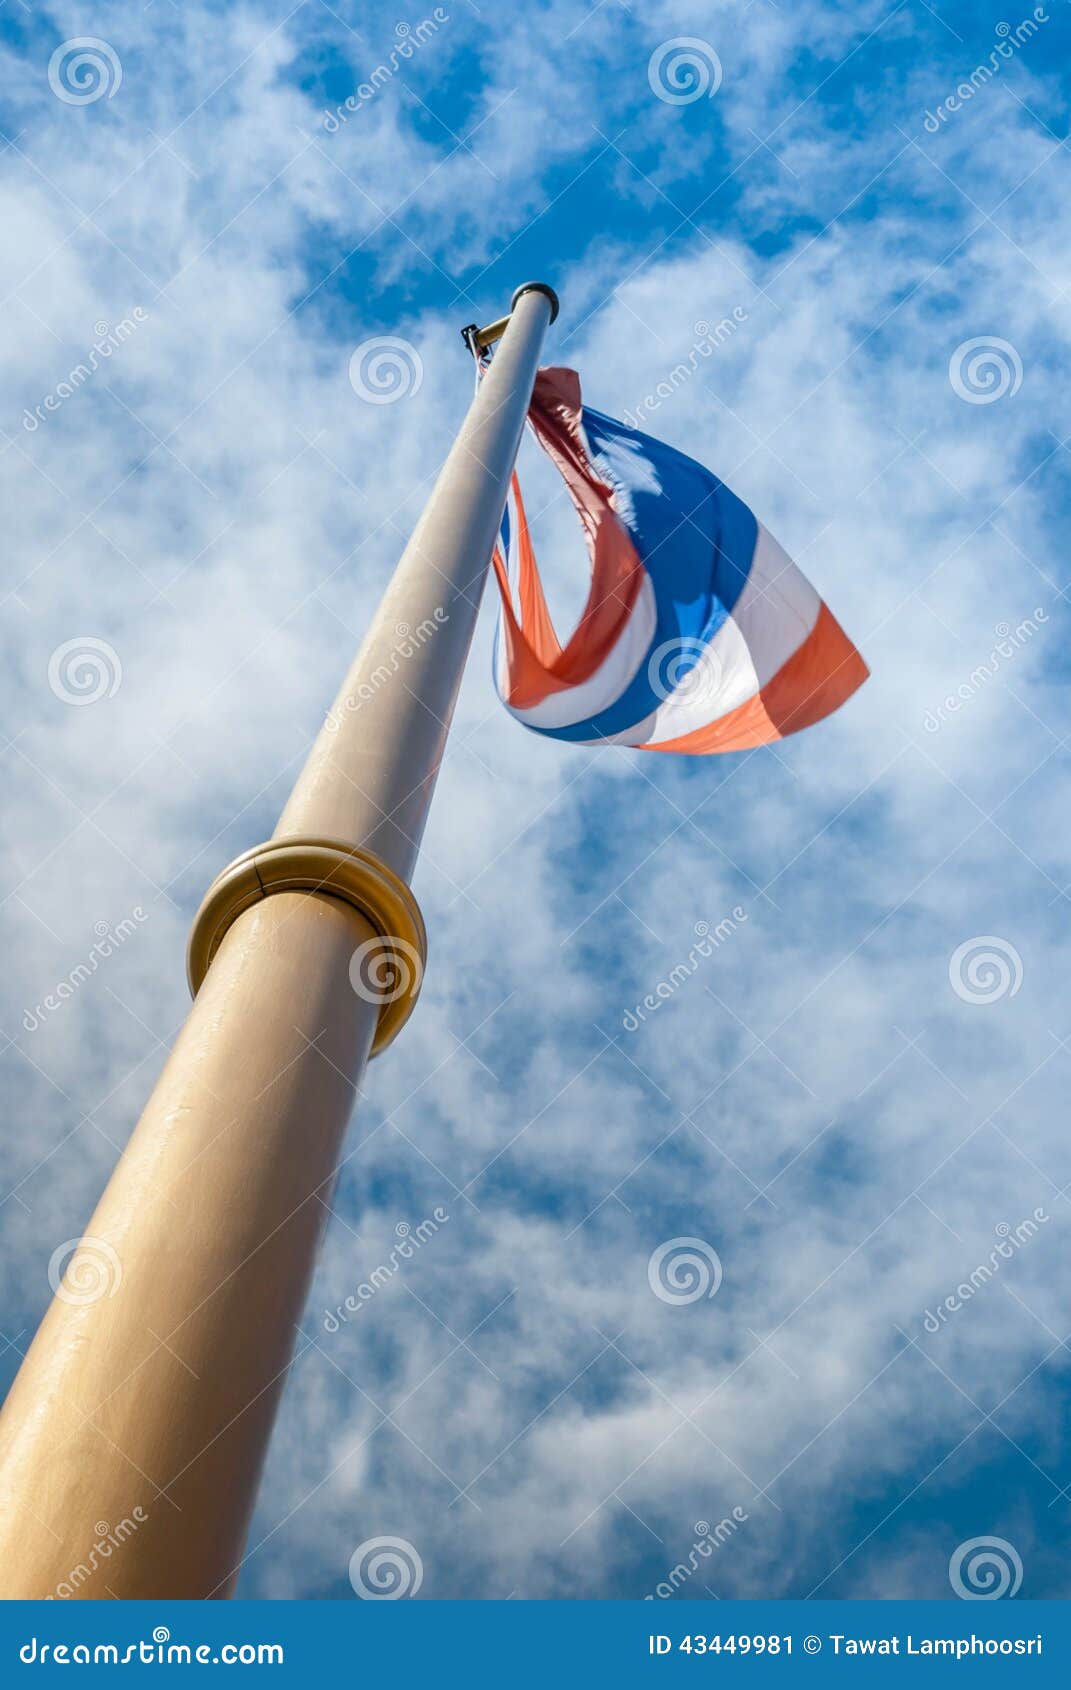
left=461, top=281, right=560, bottom=356
left=460, top=314, right=510, bottom=356
left=510, top=281, right=559, bottom=322
left=186, top=838, right=427, bottom=1056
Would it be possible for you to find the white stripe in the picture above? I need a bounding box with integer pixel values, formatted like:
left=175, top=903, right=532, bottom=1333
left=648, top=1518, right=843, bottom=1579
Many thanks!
left=641, top=523, right=820, bottom=748
left=733, top=523, right=820, bottom=681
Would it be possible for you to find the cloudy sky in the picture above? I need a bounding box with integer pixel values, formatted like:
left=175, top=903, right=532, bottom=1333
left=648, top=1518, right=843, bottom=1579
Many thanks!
left=2, top=0, right=1070, bottom=1601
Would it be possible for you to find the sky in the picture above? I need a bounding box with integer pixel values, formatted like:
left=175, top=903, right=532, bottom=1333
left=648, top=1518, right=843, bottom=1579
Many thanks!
left=1, top=0, right=1070, bottom=1602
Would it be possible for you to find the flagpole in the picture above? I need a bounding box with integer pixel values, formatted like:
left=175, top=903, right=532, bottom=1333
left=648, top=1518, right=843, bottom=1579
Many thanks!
left=0, top=281, right=558, bottom=1600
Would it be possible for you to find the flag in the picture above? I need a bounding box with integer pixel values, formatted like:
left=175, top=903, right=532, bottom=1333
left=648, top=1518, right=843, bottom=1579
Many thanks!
left=491, top=367, right=868, bottom=753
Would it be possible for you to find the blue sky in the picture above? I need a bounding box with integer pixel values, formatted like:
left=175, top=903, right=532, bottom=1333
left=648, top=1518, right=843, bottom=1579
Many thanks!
left=1, top=0, right=1070, bottom=1601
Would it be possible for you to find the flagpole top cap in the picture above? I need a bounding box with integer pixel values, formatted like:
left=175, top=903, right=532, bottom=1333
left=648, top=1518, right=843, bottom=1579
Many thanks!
left=511, top=281, right=559, bottom=323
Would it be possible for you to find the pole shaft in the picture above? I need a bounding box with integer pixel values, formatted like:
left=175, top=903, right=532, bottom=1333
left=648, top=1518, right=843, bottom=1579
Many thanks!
left=278, top=286, right=555, bottom=878
left=0, top=287, right=554, bottom=1598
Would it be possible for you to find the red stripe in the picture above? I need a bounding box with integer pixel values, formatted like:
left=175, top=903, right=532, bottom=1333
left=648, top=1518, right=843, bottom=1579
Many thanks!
left=494, top=368, right=647, bottom=710
left=496, top=474, right=561, bottom=664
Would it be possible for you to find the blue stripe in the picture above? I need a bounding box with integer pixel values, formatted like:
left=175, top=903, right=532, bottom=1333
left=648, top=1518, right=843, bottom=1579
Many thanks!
left=519, top=406, right=758, bottom=743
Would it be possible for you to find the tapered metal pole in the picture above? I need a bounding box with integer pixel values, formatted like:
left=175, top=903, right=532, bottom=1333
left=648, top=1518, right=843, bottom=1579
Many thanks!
left=0, top=282, right=557, bottom=1599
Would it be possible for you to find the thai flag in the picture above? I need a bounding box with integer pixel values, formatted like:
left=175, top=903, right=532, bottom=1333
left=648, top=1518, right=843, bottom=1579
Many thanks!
left=492, top=367, right=868, bottom=753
